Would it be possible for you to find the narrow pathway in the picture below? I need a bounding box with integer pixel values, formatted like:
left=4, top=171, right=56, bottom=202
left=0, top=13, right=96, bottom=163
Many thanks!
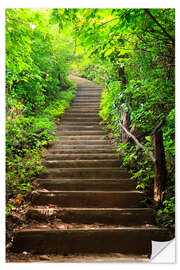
left=10, top=75, right=170, bottom=262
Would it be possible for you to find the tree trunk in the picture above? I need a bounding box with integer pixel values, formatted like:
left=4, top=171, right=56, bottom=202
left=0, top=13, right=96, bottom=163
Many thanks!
left=153, top=129, right=167, bottom=202
left=122, top=112, right=129, bottom=143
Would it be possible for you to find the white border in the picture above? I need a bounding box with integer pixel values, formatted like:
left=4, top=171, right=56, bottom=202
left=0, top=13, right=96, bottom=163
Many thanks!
left=0, top=0, right=179, bottom=268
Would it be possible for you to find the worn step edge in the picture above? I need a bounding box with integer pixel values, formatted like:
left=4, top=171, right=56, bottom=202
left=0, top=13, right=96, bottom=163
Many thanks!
left=44, top=153, right=120, bottom=160
left=66, top=109, right=100, bottom=112
left=11, top=227, right=171, bottom=255
left=59, top=122, right=102, bottom=125
left=36, top=178, right=136, bottom=191
left=26, top=207, right=156, bottom=225
left=57, top=136, right=106, bottom=140
left=57, top=124, right=103, bottom=128
left=62, top=114, right=100, bottom=118
left=47, top=149, right=116, bottom=154
left=31, top=190, right=144, bottom=208
left=55, top=140, right=111, bottom=146
left=56, top=131, right=107, bottom=135
left=60, top=119, right=100, bottom=123
left=49, top=146, right=114, bottom=151
left=40, top=168, right=129, bottom=179
left=42, top=160, right=121, bottom=168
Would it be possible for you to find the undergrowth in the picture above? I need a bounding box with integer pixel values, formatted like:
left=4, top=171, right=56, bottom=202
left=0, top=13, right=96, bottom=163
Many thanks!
left=6, top=86, right=76, bottom=215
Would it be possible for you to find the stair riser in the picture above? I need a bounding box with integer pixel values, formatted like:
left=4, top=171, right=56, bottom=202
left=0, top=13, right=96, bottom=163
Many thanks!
left=32, top=192, right=145, bottom=208
left=44, top=154, right=119, bottom=160
left=73, top=99, right=101, bottom=102
left=72, top=98, right=100, bottom=102
left=55, top=141, right=111, bottom=146
left=26, top=208, right=155, bottom=226
left=56, top=131, right=106, bottom=136
left=71, top=103, right=100, bottom=106
left=70, top=105, right=100, bottom=108
left=36, top=179, right=137, bottom=191
left=50, top=146, right=113, bottom=150
left=66, top=109, right=100, bottom=113
left=77, top=87, right=102, bottom=90
left=11, top=230, right=151, bottom=255
left=74, top=94, right=101, bottom=97
left=40, top=169, right=128, bottom=179
left=75, top=95, right=101, bottom=98
left=57, top=136, right=106, bottom=140
left=47, top=149, right=116, bottom=154
left=60, top=122, right=101, bottom=126
left=42, top=160, right=121, bottom=168
left=57, top=126, right=103, bottom=130
left=62, top=113, right=100, bottom=117
left=61, top=118, right=100, bottom=122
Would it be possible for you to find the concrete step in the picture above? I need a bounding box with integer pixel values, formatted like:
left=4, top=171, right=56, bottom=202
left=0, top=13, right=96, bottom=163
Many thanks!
left=42, top=160, right=121, bottom=168
left=57, top=130, right=106, bottom=136
left=36, top=178, right=137, bottom=191
left=61, top=117, right=100, bottom=122
left=73, top=98, right=101, bottom=102
left=11, top=226, right=170, bottom=255
left=71, top=102, right=100, bottom=106
left=76, top=89, right=102, bottom=92
left=74, top=95, right=101, bottom=98
left=32, top=191, right=144, bottom=208
left=57, top=125, right=104, bottom=131
left=62, top=112, right=100, bottom=117
left=6, top=253, right=150, bottom=263
left=55, top=140, right=111, bottom=146
left=70, top=104, right=100, bottom=108
left=77, top=87, right=102, bottom=90
left=47, top=149, right=117, bottom=154
left=44, top=153, right=119, bottom=160
left=72, top=98, right=100, bottom=102
left=26, top=207, right=155, bottom=226
left=75, top=94, right=102, bottom=98
left=49, top=145, right=114, bottom=150
left=66, top=108, right=100, bottom=113
left=60, top=121, right=101, bottom=126
left=40, top=168, right=129, bottom=179
left=57, top=135, right=106, bottom=140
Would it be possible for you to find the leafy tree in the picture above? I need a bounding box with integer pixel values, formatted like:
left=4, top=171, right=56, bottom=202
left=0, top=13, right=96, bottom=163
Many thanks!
left=6, top=8, right=76, bottom=214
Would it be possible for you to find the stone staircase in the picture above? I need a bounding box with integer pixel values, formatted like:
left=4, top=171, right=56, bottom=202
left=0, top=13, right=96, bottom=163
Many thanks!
left=10, top=75, right=170, bottom=261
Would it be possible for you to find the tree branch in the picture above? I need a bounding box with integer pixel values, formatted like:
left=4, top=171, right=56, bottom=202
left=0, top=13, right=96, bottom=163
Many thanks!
left=119, top=121, right=156, bottom=163
left=151, top=118, right=166, bottom=136
left=144, top=9, right=175, bottom=45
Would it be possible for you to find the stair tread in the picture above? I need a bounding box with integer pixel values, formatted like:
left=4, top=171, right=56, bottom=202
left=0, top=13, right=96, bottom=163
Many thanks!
left=14, top=225, right=168, bottom=232
left=28, top=206, right=153, bottom=210
left=34, top=190, right=142, bottom=194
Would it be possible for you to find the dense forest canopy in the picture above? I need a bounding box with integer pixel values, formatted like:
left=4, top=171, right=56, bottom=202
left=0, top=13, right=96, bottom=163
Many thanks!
left=6, top=8, right=175, bottom=228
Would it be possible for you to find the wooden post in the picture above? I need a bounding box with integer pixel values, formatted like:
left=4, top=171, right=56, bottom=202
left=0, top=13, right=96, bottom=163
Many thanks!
left=153, top=129, right=167, bottom=203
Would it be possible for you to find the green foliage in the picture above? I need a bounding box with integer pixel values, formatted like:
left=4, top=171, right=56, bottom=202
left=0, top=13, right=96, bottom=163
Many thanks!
left=6, top=9, right=76, bottom=214
left=6, top=86, right=75, bottom=214
left=6, top=8, right=74, bottom=113
left=157, top=196, right=175, bottom=227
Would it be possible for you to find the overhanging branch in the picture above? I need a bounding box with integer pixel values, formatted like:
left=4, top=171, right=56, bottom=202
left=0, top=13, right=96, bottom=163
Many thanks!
left=144, top=9, right=175, bottom=45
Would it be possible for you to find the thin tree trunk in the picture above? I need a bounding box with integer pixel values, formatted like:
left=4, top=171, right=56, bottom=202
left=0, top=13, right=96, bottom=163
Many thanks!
left=153, top=129, right=167, bottom=202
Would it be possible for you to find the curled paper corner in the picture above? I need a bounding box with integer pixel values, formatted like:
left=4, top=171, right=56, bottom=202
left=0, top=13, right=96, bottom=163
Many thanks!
left=150, top=238, right=175, bottom=263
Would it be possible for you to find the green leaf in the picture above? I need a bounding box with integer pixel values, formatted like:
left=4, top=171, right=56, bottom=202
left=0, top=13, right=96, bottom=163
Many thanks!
left=104, top=49, right=113, bottom=57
